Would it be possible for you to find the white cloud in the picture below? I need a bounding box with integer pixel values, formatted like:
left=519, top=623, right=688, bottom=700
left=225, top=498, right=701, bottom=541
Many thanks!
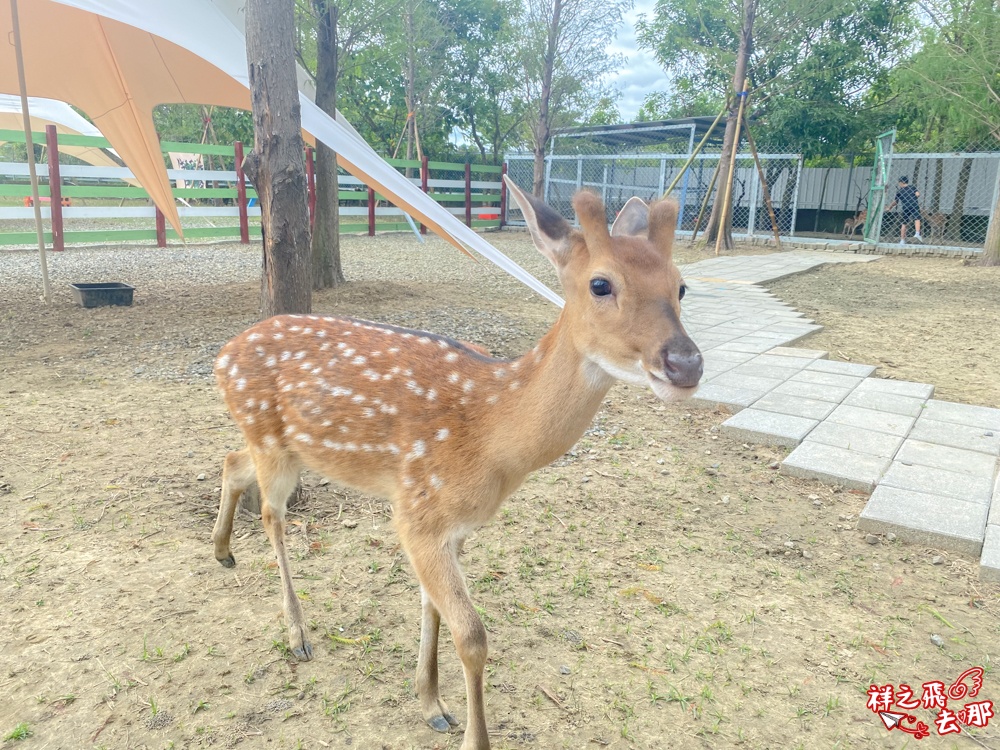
left=605, top=0, right=669, bottom=121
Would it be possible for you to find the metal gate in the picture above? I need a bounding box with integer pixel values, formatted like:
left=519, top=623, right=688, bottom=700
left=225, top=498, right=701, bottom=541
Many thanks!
left=864, top=129, right=896, bottom=244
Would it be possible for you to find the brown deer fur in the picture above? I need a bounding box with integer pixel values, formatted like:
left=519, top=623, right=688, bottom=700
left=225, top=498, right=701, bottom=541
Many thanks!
left=212, top=178, right=702, bottom=749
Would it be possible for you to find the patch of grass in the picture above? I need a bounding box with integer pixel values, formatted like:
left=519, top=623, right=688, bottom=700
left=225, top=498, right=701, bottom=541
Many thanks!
left=4, top=723, right=31, bottom=741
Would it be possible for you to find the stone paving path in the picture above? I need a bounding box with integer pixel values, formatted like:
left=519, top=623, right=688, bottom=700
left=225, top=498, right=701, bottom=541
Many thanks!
left=678, top=251, right=1000, bottom=580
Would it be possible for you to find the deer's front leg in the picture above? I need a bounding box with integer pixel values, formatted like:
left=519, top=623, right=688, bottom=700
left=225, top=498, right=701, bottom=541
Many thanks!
left=416, top=586, right=460, bottom=732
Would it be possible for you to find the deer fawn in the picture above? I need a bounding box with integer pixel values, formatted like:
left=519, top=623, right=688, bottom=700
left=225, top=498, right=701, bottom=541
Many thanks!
left=843, top=209, right=867, bottom=237
left=212, top=178, right=703, bottom=750
left=925, top=212, right=946, bottom=242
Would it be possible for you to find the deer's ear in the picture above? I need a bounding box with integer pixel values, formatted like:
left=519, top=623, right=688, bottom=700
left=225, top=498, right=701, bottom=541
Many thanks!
left=505, top=176, right=573, bottom=269
left=647, top=198, right=679, bottom=261
left=611, top=197, right=649, bottom=237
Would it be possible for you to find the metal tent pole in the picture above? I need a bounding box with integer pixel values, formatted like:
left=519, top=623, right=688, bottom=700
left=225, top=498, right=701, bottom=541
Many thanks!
left=11, top=0, right=51, bottom=303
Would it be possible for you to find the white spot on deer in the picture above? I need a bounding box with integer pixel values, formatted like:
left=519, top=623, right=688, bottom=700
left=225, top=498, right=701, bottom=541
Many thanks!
left=418, top=337, right=431, bottom=345
left=388, top=443, right=400, bottom=455
left=300, top=361, right=314, bottom=371
left=281, top=351, right=292, bottom=362
left=487, top=394, right=499, bottom=405
left=322, top=439, right=340, bottom=451
left=247, top=333, right=262, bottom=342
left=266, top=356, right=277, bottom=368
left=436, top=428, right=450, bottom=441
left=362, top=408, right=375, bottom=418
left=281, top=383, right=294, bottom=392
left=448, top=372, right=460, bottom=384
left=372, top=351, right=382, bottom=357
left=290, top=325, right=302, bottom=332
left=273, top=333, right=284, bottom=341
left=430, top=475, right=445, bottom=491
left=273, top=319, right=283, bottom=328
left=317, top=330, right=326, bottom=338
left=445, top=352, right=459, bottom=362
left=339, top=425, right=350, bottom=434
left=336, top=342, right=347, bottom=350
left=382, top=373, right=394, bottom=381
left=330, top=386, right=352, bottom=397
left=401, top=333, right=413, bottom=339
left=362, top=443, right=374, bottom=452
left=229, top=364, right=239, bottom=377
left=363, top=369, right=381, bottom=382
left=216, top=354, right=230, bottom=370
left=297, top=381, right=307, bottom=389
left=311, top=407, right=322, bottom=416
left=352, top=321, right=361, bottom=327
left=511, top=361, right=520, bottom=371
left=245, top=398, right=256, bottom=409
left=438, top=340, right=449, bottom=349
left=405, top=440, right=426, bottom=462
left=344, top=442, right=358, bottom=452
left=402, top=475, right=415, bottom=488
left=426, top=389, right=437, bottom=402
left=244, top=414, right=256, bottom=425
left=295, top=351, right=307, bottom=360
left=303, top=327, right=313, bottom=334
left=254, top=346, right=266, bottom=357
left=320, top=342, right=331, bottom=352
left=494, top=368, right=507, bottom=378
left=259, top=400, right=270, bottom=411
left=389, top=347, right=401, bottom=354
left=406, top=380, right=425, bottom=396
left=380, top=404, right=398, bottom=415
left=320, top=419, right=332, bottom=427
left=343, top=348, right=356, bottom=357
left=263, top=434, right=277, bottom=448
left=390, top=366, right=401, bottom=375
left=308, top=315, right=319, bottom=321
left=295, top=433, right=314, bottom=445
left=284, top=424, right=297, bottom=436
left=352, top=356, right=367, bottom=366
left=509, top=381, right=520, bottom=390
left=327, top=359, right=339, bottom=368
left=312, top=367, right=322, bottom=375
left=351, top=394, right=366, bottom=403
left=463, top=380, right=475, bottom=393
left=404, top=369, right=413, bottom=377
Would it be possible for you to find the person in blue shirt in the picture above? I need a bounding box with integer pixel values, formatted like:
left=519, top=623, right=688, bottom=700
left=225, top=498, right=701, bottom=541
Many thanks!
left=886, top=176, right=922, bottom=245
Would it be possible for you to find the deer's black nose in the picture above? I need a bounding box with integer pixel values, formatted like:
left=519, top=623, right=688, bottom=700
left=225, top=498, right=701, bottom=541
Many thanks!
left=662, top=336, right=703, bottom=387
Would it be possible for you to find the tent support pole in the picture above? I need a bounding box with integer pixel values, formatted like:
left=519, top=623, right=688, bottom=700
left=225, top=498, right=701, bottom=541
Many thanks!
left=11, top=0, right=51, bottom=303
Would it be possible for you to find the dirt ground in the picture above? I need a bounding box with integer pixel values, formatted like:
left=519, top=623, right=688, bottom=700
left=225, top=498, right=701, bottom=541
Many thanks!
left=769, top=255, right=1000, bottom=409
left=1, top=234, right=999, bottom=750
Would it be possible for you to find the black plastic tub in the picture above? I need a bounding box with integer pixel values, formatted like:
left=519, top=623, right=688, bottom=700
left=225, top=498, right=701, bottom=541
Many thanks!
left=70, top=282, right=135, bottom=308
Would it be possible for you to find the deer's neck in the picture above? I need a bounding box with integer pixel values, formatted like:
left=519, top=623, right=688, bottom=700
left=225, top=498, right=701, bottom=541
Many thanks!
left=485, top=312, right=614, bottom=483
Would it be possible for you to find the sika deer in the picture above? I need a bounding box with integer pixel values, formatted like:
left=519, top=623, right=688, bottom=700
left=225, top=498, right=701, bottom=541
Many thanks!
left=212, top=179, right=702, bottom=750
left=843, top=209, right=867, bottom=237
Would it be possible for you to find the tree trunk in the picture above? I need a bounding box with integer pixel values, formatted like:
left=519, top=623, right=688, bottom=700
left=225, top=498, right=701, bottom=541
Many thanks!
left=311, top=0, right=345, bottom=290
left=246, top=0, right=312, bottom=318
left=945, top=158, right=971, bottom=242
left=981, top=168, right=1000, bottom=266
left=703, top=0, right=756, bottom=251
left=531, top=0, right=562, bottom=197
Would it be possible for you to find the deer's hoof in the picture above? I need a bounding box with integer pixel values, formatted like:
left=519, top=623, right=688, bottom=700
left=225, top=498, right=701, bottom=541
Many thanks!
left=217, top=553, right=236, bottom=568
left=427, top=713, right=458, bottom=733
left=292, top=640, right=313, bottom=661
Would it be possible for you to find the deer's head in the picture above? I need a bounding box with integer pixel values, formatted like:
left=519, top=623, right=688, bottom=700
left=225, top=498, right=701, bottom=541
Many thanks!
left=506, top=179, right=702, bottom=402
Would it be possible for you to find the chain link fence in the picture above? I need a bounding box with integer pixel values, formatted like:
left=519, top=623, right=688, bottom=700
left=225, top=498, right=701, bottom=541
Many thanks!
left=506, top=127, right=1000, bottom=254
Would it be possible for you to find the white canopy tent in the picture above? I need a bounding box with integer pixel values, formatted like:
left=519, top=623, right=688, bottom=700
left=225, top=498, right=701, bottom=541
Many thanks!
left=0, top=94, right=121, bottom=169
left=3, top=0, right=561, bottom=306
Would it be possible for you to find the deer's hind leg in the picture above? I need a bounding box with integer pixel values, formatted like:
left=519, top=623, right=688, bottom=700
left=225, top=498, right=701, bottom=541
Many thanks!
left=213, top=448, right=257, bottom=567
left=416, top=586, right=460, bottom=732
left=254, top=450, right=312, bottom=660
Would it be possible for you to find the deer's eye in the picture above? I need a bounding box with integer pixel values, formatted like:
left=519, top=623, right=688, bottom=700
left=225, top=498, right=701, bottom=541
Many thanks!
left=679, top=284, right=687, bottom=301
left=590, top=278, right=612, bottom=297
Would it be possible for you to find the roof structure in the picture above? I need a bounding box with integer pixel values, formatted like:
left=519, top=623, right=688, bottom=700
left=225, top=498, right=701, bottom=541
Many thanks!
left=554, top=117, right=729, bottom=150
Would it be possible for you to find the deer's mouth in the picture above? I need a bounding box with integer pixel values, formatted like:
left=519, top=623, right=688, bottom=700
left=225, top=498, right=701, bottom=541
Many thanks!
left=647, top=371, right=699, bottom=403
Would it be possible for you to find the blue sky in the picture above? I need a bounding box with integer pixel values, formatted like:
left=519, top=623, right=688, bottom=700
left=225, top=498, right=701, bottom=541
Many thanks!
left=606, top=0, right=666, bottom=121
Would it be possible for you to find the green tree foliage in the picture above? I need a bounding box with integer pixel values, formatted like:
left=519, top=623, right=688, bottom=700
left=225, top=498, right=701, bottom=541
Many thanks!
left=636, top=0, right=915, bottom=159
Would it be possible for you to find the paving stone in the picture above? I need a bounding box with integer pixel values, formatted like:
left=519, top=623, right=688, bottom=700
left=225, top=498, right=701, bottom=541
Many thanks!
left=766, top=347, right=828, bottom=360
left=907, top=418, right=1000, bottom=456
left=920, top=400, right=1000, bottom=431
left=979, top=525, right=1000, bottom=582
left=792, top=370, right=866, bottom=390
left=752, top=392, right=838, bottom=421
left=894, top=440, right=998, bottom=478
left=805, top=422, right=905, bottom=458
left=806, top=360, right=877, bottom=377
left=749, top=354, right=816, bottom=370
left=826, top=404, right=916, bottom=437
left=842, top=389, right=928, bottom=417
left=780, top=441, right=891, bottom=491
left=859, top=486, right=986, bottom=557
left=730, top=363, right=807, bottom=381
left=852, top=378, right=935, bottom=400
left=721, top=409, right=818, bottom=448
left=688, top=383, right=762, bottom=411
left=987, top=474, right=1000, bottom=525
left=880, top=462, right=994, bottom=503
left=711, top=372, right=785, bottom=393
left=705, top=349, right=758, bottom=365
left=771, top=379, right=858, bottom=404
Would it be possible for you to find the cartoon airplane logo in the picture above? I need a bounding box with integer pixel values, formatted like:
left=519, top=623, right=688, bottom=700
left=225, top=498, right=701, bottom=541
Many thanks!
left=879, top=712, right=930, bottom=739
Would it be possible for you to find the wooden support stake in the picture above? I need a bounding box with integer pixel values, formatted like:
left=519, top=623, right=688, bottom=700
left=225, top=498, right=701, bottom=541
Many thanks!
left=234, top=140, right=250, bottom=244
left=691, top=157, right=723, bottom=245
left=420, top=155, right=428, bottom=235
left=155, top=206, right=167, bottom=247
left=45, top=125, right=64, bottom=252
left=305, top=146, right=316, bottom=228
left=465, top=162, right=473, bottom=227
left=662, top=102, right=727, bottom=199
left=742, top=120, right=782, bottom=250
left=499, top=163, right=508, bottom=228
